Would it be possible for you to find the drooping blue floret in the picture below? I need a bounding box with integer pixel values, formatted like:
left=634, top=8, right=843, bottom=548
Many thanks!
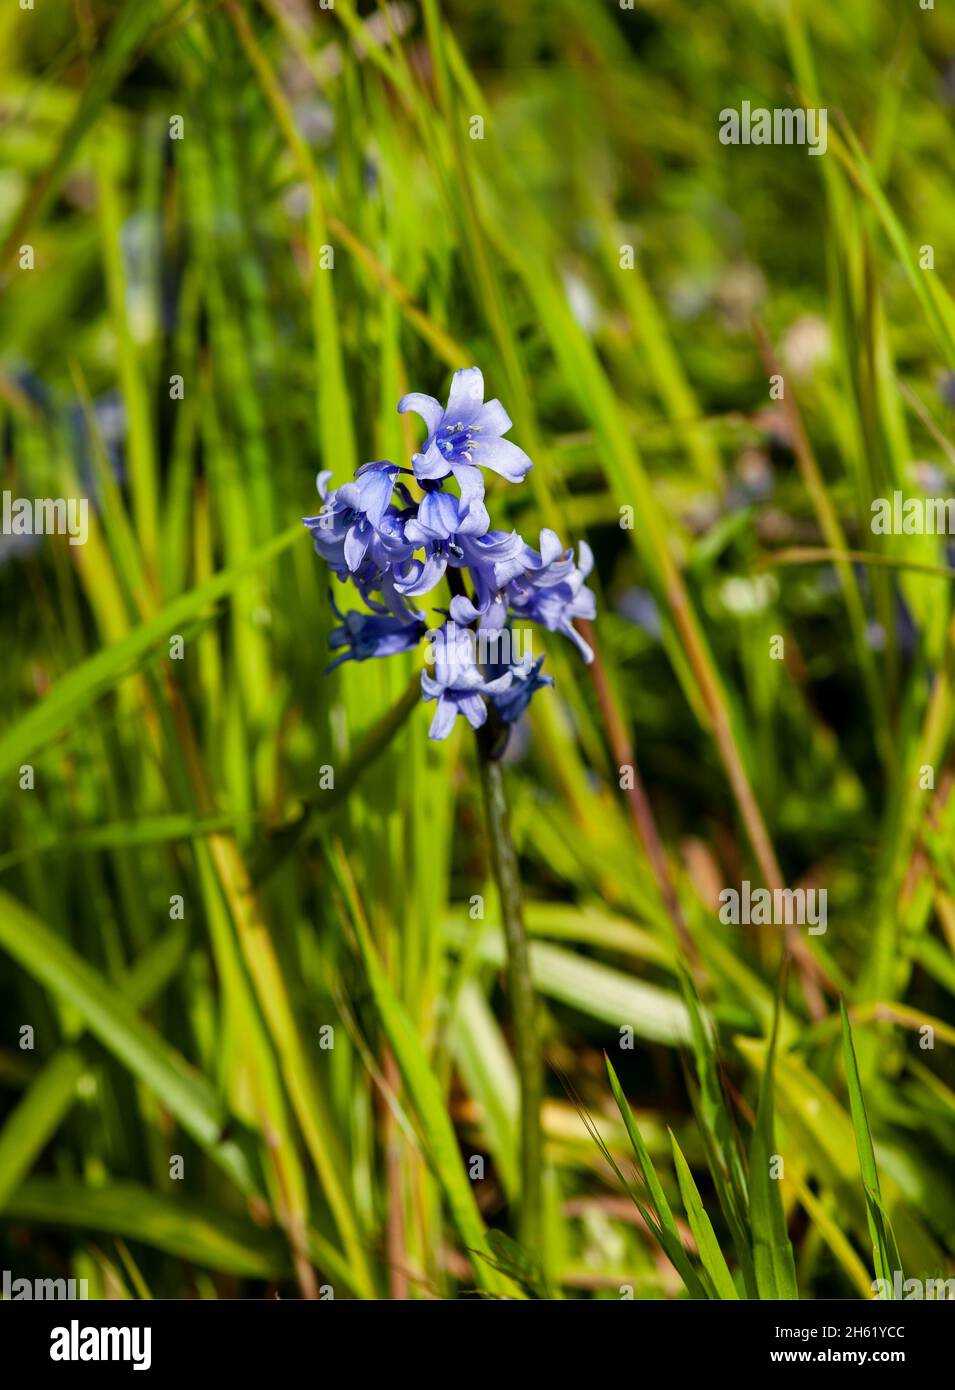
left=304, top=462, right=412, bottom=576
left=490, top=655, right=554, bottom=724
left=506, top=529, right=597, bottom=664
left=394, top=476, right=490, bottom=597
left=420, top=620, right=515, bottom=740
left=325, top=591, right=426, bottom=672
left=445, top=529, right=528, bottom=626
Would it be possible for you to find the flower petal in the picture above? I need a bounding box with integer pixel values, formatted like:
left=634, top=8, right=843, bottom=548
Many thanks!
left=576, top=539, right=594, bottom=579
left=480, top=672, right=514, bottom=696
left=561, top=621, right=594, bottom=664
left=449, top=592, right=485, bottom=625
left=397, top=392, right=444, bottom=434
left=412, top=443, right=451, bottom=482
left=457, top=692, right=488, bottom=729
left=445, top=367, right=485, bottom=425
left=570, top=587, right=597, bottom=622
left=538, top=528, right=564, bottom=566
left=417, top=490, right=461, bottom=539
left=484, top=597, right=508, bottom=630
left=473, top=437, right=532, bottom=482
left=475, top=398, right=511, bottom=437
left=452, top=463, right=486, bottom=510
left=355, top=464, right=396, bottom=528
left=428, top=694, right=459, bottom=741
left=397, top=552, right=448, bottom=596
left=344, top=525, right=370, bottom=572
left=456, top=497, right=490, bottom=537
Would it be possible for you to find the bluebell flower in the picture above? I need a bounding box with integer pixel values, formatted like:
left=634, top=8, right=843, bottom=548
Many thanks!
left=326, top=593, right=426, bottom=672
left=420, top=620, right=515, bottom=740
left=395, top=479, right=490, bottom=597
left=405, top=477, right=489, bottom=543
left=304, top=462, right=408, bottom=575
left=304, top=371, right=598, bottom=740
left=445, top=530, right=528, bottom=624
left=506, top=529, right=597, bottom=663
left=349, top=557, right=422, bottom=622
left=398, top=367, right=532, bottom=489
left=489, top=655, right=554, bottom=724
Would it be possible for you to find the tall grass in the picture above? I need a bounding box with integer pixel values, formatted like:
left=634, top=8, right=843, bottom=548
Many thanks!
left=0, top=0, right=953, bottom=1299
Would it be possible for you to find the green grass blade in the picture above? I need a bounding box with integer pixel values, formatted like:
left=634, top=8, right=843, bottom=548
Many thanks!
left=580, top=1067, right=707, bottom=1299
left=670, top=1129, right=739, bottom=1300
left=840, top=1000, right=905, bottom=1292
left=606, top=1055, right=682, bottom=1246
left=0, top=892, right=261, bottom=1198
left=4, top=1180, right=288, bottom=1279
left=0, top=1050, right=86, bottom=1213
left=329, top=840, right=513, bottom=1298
left=748, top=982, right=799, bottom=1300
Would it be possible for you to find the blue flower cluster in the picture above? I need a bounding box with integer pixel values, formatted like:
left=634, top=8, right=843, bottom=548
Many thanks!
left=304, top=368, right=596, bottom=740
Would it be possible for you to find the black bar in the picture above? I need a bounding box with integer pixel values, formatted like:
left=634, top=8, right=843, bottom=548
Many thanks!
left=0, top=1296, right=950, bottom=1375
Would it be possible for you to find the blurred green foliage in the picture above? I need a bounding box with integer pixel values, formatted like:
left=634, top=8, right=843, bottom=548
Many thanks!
left=0, top=0, right=953, bottom=1299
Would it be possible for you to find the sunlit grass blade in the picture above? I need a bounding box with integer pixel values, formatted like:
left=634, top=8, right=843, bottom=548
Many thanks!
left=580, top=1065, right=707, bottom=1299
left=5, top=1181, right=289, bottom=1279
left=840, top=1000, right=904, bottom=1293
left=748, top=976, right=799, bottom=1300
left=676, top=1000, right=758, bottom=1300
left=0, top=1050, right=86, bottom=1213
left=606, top=1055, right=683, bottom=1249
left=669, top=1129, right=739, bottom=1300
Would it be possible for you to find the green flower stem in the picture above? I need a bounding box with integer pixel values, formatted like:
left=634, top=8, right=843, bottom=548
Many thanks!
left=476, top=726, right=543, bottom=1268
